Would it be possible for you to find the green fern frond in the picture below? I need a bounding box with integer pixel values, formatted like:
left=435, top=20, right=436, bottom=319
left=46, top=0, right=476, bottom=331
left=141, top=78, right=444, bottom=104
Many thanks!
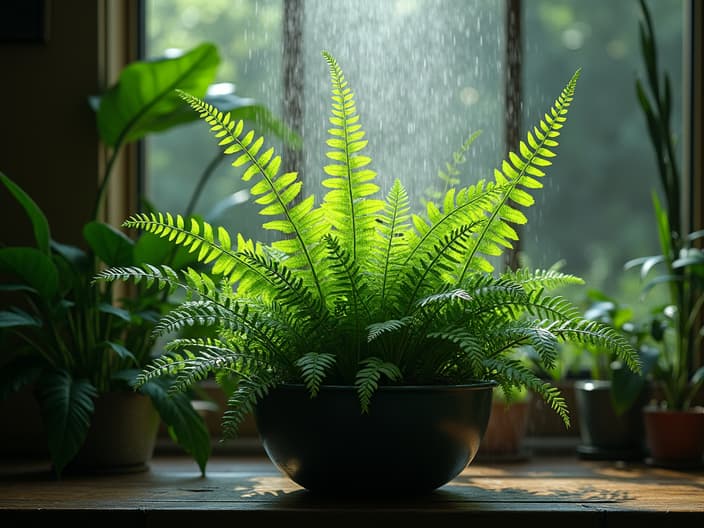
left=366, top=317, right=414, bottom=343
left=152, top=301, right=225, bottom=336
left=371, top=178, right=413, bottom=312
left=417, top=288, right=473, bottom=307
left=355, top=357, right=402, bottom=413
left=296, top=352, right=337, bottom=397
left=221, top=373, right=278, bottom=439
left=551, top=318, right=641, bottom=374
left=458, top=69, right=581, bottom=280
left=159, top=337, right=257, bottom=393
left=238, top=249, right=323, bottom=317
left=403, top=179, right=501, bottom=275
left=427, top=329, right=488, bottom=379
left=322, top=233, right=370, bottom=321
left=423, top=130, right=483, bottom=204
left=484, top=357, right=570, bottom=427
left=400, top=224, right=479, bottom=312
left=321, top=50, right=385, bottom=262
left=464, top=283, right=581, bottom=323
left=480, top=320, right=560, bottom=373
left=97, top=264, right=230, bottom=309
left=176, top=89, right=328, bottom=300
left=134, top=345, right=243, bottom=394
left=122, top=213, right=272, bottom=292
left=503, top=267, right=585, bottom=292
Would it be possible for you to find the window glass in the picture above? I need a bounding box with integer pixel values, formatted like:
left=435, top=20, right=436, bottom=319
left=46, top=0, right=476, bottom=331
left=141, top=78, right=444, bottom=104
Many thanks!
left=145, top=0, right=283, bottom=242
left=145, top=0, right=684, bottom=312
left=145, top=0, right=504, bottom=242
left=521, top=0, right=683, bottom=311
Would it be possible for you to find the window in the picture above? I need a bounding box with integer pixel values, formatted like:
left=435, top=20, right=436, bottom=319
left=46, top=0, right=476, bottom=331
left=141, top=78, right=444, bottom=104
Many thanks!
left=144, top=0, right=504, bottom=243
left=144, top=0, right=686, bottom=313
left=521, top=0, right=684, bottom=311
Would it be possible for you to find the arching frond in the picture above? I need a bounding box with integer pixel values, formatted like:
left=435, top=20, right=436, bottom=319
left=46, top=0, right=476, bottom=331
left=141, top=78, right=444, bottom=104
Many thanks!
left=321, top=50, right=385, bottom=263
left=221, top=372, right=278, bottom=439
left=369, top=178, right=412, bottom=313
left=355, top=357, right=402, bottom=413
left=483, top=357, right=570, bottom=427
left=296, top=352, right=337, bottom=397
left=176, top=89, right=329, bottom=300
left=502, top=267, right=585, bottom=292
left=366, top=317, right=414, bottom=343
left=457, top=69, right=582, bottom=280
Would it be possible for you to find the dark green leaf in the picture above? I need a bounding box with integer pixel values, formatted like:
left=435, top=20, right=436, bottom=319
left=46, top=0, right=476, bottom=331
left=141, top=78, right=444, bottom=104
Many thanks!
left=96, top=42, right=220, bottom=147
left=0, top=172, right=50, bottom=254
left=0, top=284, right=38, bottom=294
left=35, top=371, right=96, bottom=477
left=140, top=380, right=211, bottom=476
left=51, top=241, right=89, bottom=270
left=83, top=221, right=135, bottom=267
left=97, top=303, right=132, bottom=322
left=610, top=366, right=645, bottom=416
left=133, top=230, right=198, bottom=271
left=0, top=247, right=58, bottom=300
left=0, top=308, right=41, bottom=329
left=104, top=341, right=137, bottom=364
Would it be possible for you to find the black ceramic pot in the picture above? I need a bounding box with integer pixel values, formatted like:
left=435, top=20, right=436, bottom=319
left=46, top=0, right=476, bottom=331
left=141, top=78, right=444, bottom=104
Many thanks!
left=254, top=382, right=495, bottom=496
left=574, top=379, right=648, bottom=461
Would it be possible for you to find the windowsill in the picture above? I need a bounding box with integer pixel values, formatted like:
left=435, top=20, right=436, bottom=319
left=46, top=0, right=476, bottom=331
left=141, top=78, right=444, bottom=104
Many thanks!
left=1, top=451, right=702, bottom=526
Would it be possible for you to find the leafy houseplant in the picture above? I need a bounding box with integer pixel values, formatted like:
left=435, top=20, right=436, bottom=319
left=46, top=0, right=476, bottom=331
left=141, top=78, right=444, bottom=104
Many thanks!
left=625, top=0, right=704, bottom=466
left=0, top=42, right=286, bottom=477
left=97, top=51, right=639, bottom=493
left=571, top=289, right=659, bottom=460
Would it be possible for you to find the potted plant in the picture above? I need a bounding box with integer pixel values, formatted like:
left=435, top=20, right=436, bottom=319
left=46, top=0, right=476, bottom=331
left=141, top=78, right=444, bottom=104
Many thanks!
left=96, top=51, right=639, bottom=495
left=625, top=0, right=704, bottom=468
left=0, top=42, right=290, bottom=477
left=476, top=384, right=532, bottom=462
left=572, top=289, right=658, bottom=461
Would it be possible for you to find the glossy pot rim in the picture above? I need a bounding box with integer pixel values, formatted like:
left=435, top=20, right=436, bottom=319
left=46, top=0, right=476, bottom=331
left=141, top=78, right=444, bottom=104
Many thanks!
left=275, top=380, right=498, bottom=393
left=574, top=379, right=612, bottom=391
left=643, top=405, right=704, bottom=415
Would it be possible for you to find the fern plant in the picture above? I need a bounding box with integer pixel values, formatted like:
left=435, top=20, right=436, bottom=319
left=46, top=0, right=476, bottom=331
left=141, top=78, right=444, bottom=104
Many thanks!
left=97, top=51, right=640, bottom=438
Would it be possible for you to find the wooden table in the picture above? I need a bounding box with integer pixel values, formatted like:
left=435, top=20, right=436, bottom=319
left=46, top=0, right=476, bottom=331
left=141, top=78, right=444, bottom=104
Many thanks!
left=1, top=455, right=702, bottom=527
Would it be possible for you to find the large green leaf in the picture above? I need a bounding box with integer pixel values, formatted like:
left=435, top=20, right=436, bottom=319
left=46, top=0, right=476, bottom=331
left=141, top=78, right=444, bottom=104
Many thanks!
left=133, top=225, right=199, bottom=271
left=140, top=380, right=211, bottom=476
left=35, top=370, right=97, bottom=477
left=96, top=42, right=220, bottom=147
left=83, top=221, right=134, bottom=267
left=0, top=247, right=58, bottom=300
left=611, top=346, right=658, bottom=415
left=0, top=308, right=41, bottom=329
left=0, top=172, right=50, bottom=254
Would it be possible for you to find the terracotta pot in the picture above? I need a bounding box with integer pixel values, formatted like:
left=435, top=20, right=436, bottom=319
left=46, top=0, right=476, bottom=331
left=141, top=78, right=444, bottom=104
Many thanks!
left=643, top=406, right=704, bottom=468
left=525, top=380, right=580, bottom=438
left=478, top=399, right=530, bottom=459
left=68, top=391, right=160, bottom=474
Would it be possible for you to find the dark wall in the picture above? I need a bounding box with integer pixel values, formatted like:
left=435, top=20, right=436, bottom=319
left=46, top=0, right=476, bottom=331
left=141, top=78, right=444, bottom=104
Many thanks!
left=0, top=0, right=101, bottom=248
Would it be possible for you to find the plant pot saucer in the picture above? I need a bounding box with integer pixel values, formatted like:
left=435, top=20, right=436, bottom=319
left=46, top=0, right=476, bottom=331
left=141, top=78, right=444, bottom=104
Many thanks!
left=645, top=457, right=704, bottom=470
left=576, top=444, right=646, bottom=461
